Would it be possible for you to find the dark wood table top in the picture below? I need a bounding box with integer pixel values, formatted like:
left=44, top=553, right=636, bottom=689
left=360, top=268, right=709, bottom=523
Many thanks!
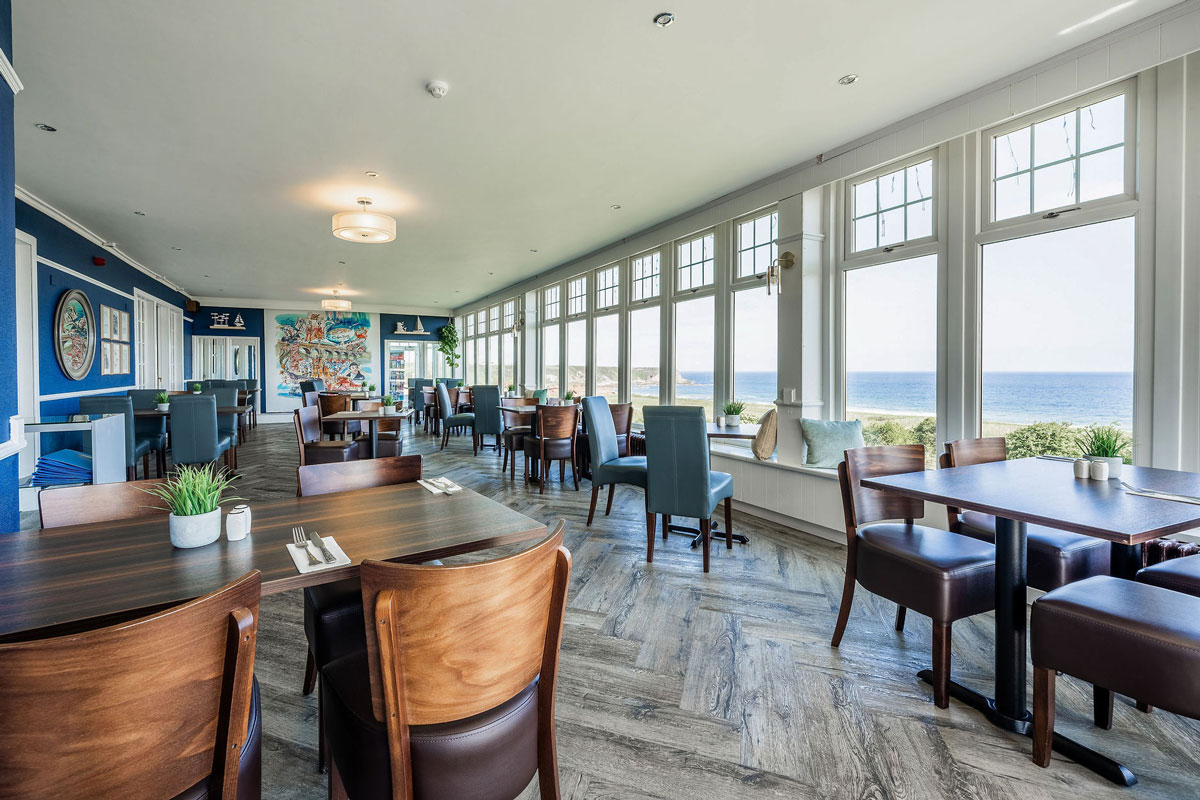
left=324, top=408, right=414, bottom=421
left=707, top=423, right=760, bottom=440
left=134, top=405, right=250, bottom=417
left=862, top=457, right=1200, bottom=544
left=0, top=483, right=545, bottom=639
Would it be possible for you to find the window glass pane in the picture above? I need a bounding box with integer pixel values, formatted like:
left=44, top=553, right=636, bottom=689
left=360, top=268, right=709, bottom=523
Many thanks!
left=489, top=306, right=500, bottom=332
left=736, top=211, right=778, bottom=278
left=629, top=306, right=660, bottom=424
left=567, top=276, right=587, bottom=316
left=595, top=314, right=619, bottom=405
left=677, top=233, right=715, bottom=291
left=877, top=168, right=905, bottom=209
left=465, top=314, right=475, bottom=337
left=475, top=338, right=486, bottom=383
left=844, top=255, right=937, bottom=468
left=674, top=296, right=714, bottom=420
left=1033, top=111, right=1076, bottom=166
left=596, top=266, right=619, bottom=309
left=732, top=287, right=777, bottom=425
left=981, top=219, right=1134, bottom=455
left=542, top=324, right=560, bottom=397
left=1032, top=161, right=1076, bottom=212
left=854, top=180, right=877, bottom=216
left=1079, top=147, right=1125, bottom=203
left=879, top=207, right=905, bottom=246
left=632, top=252, right=661, bottom=301
left=477, top=311, right=488, bottom=333
left=501, top=335, right=515, bottom=393
left=994, top=127, right=1031, bottom=177
left=1080, top=94, right=1125, bottom=153
left=994, top=174, right=1031, bottom=221
left=486, top=335, right=498, bottom=386
left=543, top=286, right=560, bottom=320
left=565, top=319, right=586, bottom=398
left=906, top=161, right=932, bottom=200
left=906, top=200, right=932, bottom=240
left=854, top=215, right=877, bottom=252
left=463, top=338, right=474, bottom=383
left=502, top=300, right=515, bottom=330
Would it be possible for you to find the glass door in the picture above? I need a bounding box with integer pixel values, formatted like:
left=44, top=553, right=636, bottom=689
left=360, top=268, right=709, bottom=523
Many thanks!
left=387, top=342, right=419, bottom=403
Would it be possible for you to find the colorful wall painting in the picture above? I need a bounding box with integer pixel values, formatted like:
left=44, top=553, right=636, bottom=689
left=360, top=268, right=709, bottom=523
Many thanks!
left=53, top=289, right=96, bottom=381
left=269, top=311, right=377, bottom=411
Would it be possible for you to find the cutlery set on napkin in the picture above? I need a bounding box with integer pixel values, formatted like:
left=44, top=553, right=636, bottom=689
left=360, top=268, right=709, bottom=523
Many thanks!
left=418, top=476, right=463, bottom=495
left=286, top=526, right=352, bottom=574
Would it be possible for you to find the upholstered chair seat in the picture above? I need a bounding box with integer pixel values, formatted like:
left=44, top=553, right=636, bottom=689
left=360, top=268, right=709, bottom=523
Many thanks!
left=1137, top=553, right=1200, bottom=597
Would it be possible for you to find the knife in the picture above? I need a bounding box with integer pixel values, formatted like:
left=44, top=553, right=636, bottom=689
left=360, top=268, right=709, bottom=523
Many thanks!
left=307, top=529, right=337, bottom=563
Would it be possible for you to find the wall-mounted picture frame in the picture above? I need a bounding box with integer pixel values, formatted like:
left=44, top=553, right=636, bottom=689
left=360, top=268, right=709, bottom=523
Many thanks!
left=54, top=289, right=96, bottom=381
left=119, top=343, right=130, bottom=374
left=119, top=311, right=130, bottom=342
left=100, top=341, right=112, bottom=376
left=100, top=304, right=112, bottom=339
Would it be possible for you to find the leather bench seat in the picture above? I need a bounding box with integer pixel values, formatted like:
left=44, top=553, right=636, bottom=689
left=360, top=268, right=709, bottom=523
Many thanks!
left=523, top=435, right=574, bottom=461
left=321, top=650, right=539, bottom=800
left=1137, top=553, right=1200, bottom=598
left=173, top=677, right=262, bottom=800
left=354, top=433, right=403, bottom=460
left=1032, top=575, right=1200, bottom=718
left=303, top=439, right=358, bottom=464
left=959, top=510, right=1110, bottom=592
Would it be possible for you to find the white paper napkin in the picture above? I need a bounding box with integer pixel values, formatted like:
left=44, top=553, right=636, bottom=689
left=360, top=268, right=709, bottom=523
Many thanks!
left=287, top=535, right=352, bottom=574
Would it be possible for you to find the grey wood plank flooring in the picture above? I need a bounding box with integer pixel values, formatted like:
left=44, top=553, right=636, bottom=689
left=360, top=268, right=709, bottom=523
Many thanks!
left=24, top=420, right=1200, bottom=798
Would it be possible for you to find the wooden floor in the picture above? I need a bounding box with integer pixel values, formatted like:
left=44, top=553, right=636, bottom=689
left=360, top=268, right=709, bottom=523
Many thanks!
left=34, top=420, right=1200, bottom=798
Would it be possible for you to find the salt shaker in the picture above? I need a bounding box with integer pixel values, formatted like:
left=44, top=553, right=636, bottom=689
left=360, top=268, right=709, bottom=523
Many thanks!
left=1073, top=458, right=1091, bottom=480
left=226, top=507, right=248, bottom=541
left=1089, top=459, right=1110, bottom=481
left=234, top=504, right=252, bottom=533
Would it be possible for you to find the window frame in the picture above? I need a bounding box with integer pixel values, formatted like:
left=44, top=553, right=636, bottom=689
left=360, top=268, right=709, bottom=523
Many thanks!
left=566, top=273, right=588, bottom=318
left=731, top=207, right=779, bottom=287
left=981, top=79, right=1137, bottom=234
left=673, top=229, right=717, bottom=297
left=843, top=149, right=939, bottom=262
left=630, top=248, right=662, bottom=305
left=594, top=264, right=620, bottom=311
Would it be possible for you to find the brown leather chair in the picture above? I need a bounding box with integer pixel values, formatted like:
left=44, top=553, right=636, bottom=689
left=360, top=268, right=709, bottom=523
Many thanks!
left=354, top=401, right=404, bottom=459
left=1137, top=553, right=1200, bottom=597
left=501, top=406, right=531, bottom=480
left=318, top=393, right=362, bottom=440
left=296, top=456, right=424, bottom=774
left=294, top=407, right=357, bottom=478
left=421, top=387, right=437, bottom=434
left=833, top=445, right=996, bottom=708
left=942, top=438, right=1110, bottom=590
left=1031, top=575, right=1200, bottom=770
left=0, top=571, right=262, bottom=800
left=38, top=478, right=167, bottom=529
left=524, top=405, right=580, bottom=494
left=322, top=523, right=570, bottom=799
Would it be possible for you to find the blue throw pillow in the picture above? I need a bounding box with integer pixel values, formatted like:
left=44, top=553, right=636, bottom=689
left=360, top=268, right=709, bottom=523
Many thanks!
left=800, top=418, right=865, bottom=468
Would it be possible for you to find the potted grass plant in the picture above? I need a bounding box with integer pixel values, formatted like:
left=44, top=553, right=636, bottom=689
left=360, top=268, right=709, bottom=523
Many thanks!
left=506, top=383, right=516, bottom=397
left=154, top=391, right=170, bottom=412
left=380, top=395, right=396, bottom=415
left=1078, top=424, right=1131, bottom=479
left=192, top=382, right=202, bottom=394
left=368, top=383, right=377, bottom=393
left=723, top=401, right=745, bottom=427
left=142, top=464, right=241, bottom=549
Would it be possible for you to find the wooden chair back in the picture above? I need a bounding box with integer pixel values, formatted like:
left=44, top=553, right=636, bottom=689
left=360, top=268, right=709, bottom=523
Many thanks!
left=839, top=446, right=926, bottom=540
left=536, top=404, right=578, bottom=440
left=318, top=392, right=349, bottom=418
left=359, top=522, right=570, bottom=735
left=501, top=407, right=529, bottom=431
left=446, top=387, right=460, bottom=409
left=610, top=402, right=633, bottom=438
left=458, top=387, right=471, bottom=404
left=501, top=397, right=537, bottom=407
left=421, top=387, right=436, bottom=405
left=302, top=390, right=319, bottom=409
left=38, top=479, right=168, bottom=529
left=358, top=400, right=403, bottom=433
left=0, top=571, right=260, bottom=800
left=946, top=436, right=1007, bottom=467
left=294, top=405, right=322, bottom=445
left=297, top=455, right=423, bottom=497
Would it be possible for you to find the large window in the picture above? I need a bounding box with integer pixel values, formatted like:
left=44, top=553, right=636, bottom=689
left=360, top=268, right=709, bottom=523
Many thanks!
left=631, top=251, right=661, bottom=302
left=676, top=233, right=715, bottom=292
left=981, top=218, right=1134, bottom=456
left=475, top=338, right=486, bottom=384
left=566, top=319, right=587, bottom=397
left=629, top=306, right=660, bottom=423
left=567, top=276, right=587, bottom=317
left=543, top=286, right=561, bottom=320
left=465, top=313, right=476, bottom=338
left=849, top=157, right=934, bottom=254
left=596, top=265, right=620, bottom=310
left=542, top=324, right=560, bottom=397
left=489, top=305, right=500, bottom=333
left=486, top=334, right=498, bottom=387
left=990, top=86, right=1132, bottom=223
left=736, top=211, right=778, bottom=278
left=463, top=337, right=474, bottom=383
left=844, top=255, right=938, bottom=466
left=732, top=286, right=777, bottom=422
left=502, top=300, right=516, bottom=331
left=674, top=296, right=715, bottom=420
left=594, top=314, right=619, bottom=405
left=501, top=334, right=515, bottom=393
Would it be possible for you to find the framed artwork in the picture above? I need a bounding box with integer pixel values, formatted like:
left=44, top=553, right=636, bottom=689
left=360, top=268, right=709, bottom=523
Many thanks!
left=119, top=311, right=130, bottom=342
left=100, top=305, right=112, bottom=339
left=119, top=344, right=130, bottom=374
left=54, top=289, right=96, bottom=381
left=100, top=342, right=112, bottom=375
left=110, top=308, right=121, bottom=341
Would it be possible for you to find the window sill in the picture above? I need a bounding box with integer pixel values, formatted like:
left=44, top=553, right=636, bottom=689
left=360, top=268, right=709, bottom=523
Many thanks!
left=709, top=444, right=838, bottom=479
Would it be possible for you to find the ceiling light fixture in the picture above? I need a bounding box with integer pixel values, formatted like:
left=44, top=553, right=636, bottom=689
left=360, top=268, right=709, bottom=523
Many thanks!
left=322, top=288, right=352, bottom=312
left=365, top=171, right=379, bottom=178
left=610, top=204, right=622, bottom=210
left=1059, top=0, right=1137, bottom=35
left=134, top=210, right=146, bottom=216
left=838, top=74, right=859, bottom=85
left=35, top=123, right=57, bottom=132
left=426, top=80, right=449, bottom=99
left=332, top=197, right=396, bottom=243
left=530, top=248, right=538, bottom=253
left=653, top=12, right=675, bottom=27
left=171, top=246, right=182, bottom=251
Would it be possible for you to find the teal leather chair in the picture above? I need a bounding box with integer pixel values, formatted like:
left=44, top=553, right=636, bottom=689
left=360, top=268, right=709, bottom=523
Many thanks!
left=436, top=382, right=475, bottom=450
left=126, top=389, right=168, bottom=477
left=643, top=405, right=734, bottom=573
left=409, top=379, right=433, bottom=423
left=170, top=394, right=232, bottom=468
left=582, top=396, right=647, bottom=526
left=471, top=385, right=503, bottom=456
left=79, top=395, right=157, bottom=480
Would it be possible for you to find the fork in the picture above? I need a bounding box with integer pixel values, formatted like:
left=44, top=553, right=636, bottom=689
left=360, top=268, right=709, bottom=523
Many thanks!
left=292, top=526, right=320, bottom=566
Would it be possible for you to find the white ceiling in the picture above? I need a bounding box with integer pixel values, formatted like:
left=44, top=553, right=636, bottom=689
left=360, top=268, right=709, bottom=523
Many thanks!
left=11, top=0, right=1179, bottom=309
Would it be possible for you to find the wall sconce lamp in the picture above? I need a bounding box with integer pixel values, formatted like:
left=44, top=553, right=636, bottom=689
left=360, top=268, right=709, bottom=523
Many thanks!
left=766, top=251, right=796, bottom=295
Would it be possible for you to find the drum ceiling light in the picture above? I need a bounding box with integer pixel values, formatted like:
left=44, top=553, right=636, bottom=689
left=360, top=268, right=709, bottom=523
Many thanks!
left=332, top=197, right=396, bottom=243
left=321, top=289, right=352, bottom=312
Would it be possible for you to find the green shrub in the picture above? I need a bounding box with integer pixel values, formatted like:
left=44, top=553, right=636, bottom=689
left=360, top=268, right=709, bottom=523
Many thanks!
left=863, top=420, right=914, bottom=446
left=1006, top=421, right=1077, bottom=459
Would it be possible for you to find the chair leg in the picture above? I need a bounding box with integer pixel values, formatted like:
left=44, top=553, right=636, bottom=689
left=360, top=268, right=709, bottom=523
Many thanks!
left=156, top=448, right=166, bottom=478
left=441, top=429, right=449, bottom=450
left=700, top=518, right=711, bottom=573
left=318, top=685, right=327, bottom=774
left=302, top=649, right=318, bottom=696
left=559, top=460, right=565, bottom=484
left=1137, top=701, right=1154, bottom=713
left=587, top=485, right=600, bottom=526
left=142, top=452, right=150, bottom=479
left=502, top=445, right=509, bottom=474
left=512, top=449, right=518, bottom=480
left=830, top=558, right=856, bottom=648
left=571, top=456, right=579, bottom=490
left=662, top=514, right=670, bottom=541
left=895, top=606, right=907, bottom=632
left=1033, top=665, right=1056, bottom=767
left=540, top=459, right=547, bottom=494
left=1093, top=685, right=1114, bottom=730
left=932, top=621, right=951, bottom=709
left=605, top=484, right=615, bottom=516
left=645, top=511, right=656, bottom=563
left=724, top=497, right=733, bottom=549
left=329, top=747, right=348, bottom=800
left=473, top=433, right=478, bottom=456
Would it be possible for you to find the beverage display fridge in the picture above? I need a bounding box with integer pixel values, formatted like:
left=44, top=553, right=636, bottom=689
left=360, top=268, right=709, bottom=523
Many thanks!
left=385, top=341, right=419, bottom=406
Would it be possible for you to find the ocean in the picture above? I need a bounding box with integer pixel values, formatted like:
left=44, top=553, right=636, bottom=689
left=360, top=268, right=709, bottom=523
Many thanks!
left=674, top=371, right=1134, bottom=427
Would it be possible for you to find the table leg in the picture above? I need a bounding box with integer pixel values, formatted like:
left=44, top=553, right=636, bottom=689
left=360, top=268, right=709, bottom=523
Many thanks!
left=1110, top=542, right=1142, bottom=579
left=369, top=419, right=378, bottom=459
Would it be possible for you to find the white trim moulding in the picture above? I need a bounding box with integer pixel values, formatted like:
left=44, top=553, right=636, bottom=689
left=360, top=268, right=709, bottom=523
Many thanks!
left=0, top=417, right=27, bottom=461
left=0, top=49, right=23, bottom=94
left=39, top=385, right=138, bottom=402
left=192, top=296, right=449, bottom=317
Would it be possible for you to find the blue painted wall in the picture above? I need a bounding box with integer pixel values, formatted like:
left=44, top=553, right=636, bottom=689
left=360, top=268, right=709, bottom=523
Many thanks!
left=0, top=0, right=17, bottom=532
left=379, top=313, right=451, bottom=343
left=191, top=306, right=267, bottom=410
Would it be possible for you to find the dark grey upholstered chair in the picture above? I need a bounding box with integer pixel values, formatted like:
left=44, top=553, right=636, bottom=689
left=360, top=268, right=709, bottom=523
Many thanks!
left=643, top=405, right=733, bottom=573
left=471, top=386, right=503, bottom=455
left=436, top=382, right=475, bottom=451
left=582, top=396, right=646, bottom=526
left=204, top=387, right=240, bottom=470
left=126, top=389, right=168, bottom=477
left=300, top=379, right=325, bottom=394
left=169, top=394, right=232, bottom=468
left=409, top=379, right=433, bottom=424
left=79, top=395, right=154, bottom=481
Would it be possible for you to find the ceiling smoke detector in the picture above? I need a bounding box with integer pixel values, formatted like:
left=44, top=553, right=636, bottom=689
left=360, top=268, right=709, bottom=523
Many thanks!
left=426, top=80, right=449, bottom=99
left=653, top=12, right=675, bottom=27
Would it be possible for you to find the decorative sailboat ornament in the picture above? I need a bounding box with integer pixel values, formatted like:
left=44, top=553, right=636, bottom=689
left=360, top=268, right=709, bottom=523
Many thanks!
left=414, top=316, right=427, bottom=334
left=393, top=316, right=432, bottom=335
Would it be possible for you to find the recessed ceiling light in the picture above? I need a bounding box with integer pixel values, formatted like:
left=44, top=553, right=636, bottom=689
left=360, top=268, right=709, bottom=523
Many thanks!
left=204, top=274, right=210, bottom=278
left=838, top=74, right=859, bottom=86
left=530, top=248, right=538, bottom=253
left=35, top=123, right=57, bottom=132
left=133, top=210, right=146, bottom=216
left=610, top=204, right=622, bottom=210
left=653, top=12, right=675, bottom=27
left=365, top=171, right=379, bottom=178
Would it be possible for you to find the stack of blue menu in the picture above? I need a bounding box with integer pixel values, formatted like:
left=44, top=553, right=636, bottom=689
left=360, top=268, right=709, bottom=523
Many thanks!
left=31, top=449, right=93, bottom=486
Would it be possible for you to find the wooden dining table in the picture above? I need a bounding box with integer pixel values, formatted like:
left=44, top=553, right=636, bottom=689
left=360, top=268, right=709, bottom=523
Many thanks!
left=0, top=482, right=546, bottom=641
left=134, top=405, right=250, bottom=417
left=863, top=457, right=1200, bottom=786
left=323, top=408, right=413, bottom=458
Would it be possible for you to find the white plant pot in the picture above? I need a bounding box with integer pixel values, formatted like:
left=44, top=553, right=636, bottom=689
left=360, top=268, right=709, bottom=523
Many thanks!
left=381, top=406, right=395, bottom=415
left=156, top=403, right=170, bottom=412
left=1087, top=455, right=1123, bottom=479
left=725, top=414, right=741, bottom=427
left=169, top=508, right=222, bottom=549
